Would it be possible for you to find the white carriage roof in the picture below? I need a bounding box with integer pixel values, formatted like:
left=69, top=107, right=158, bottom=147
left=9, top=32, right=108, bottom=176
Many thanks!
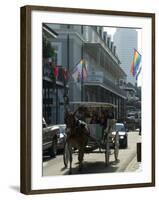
left=69, top=101, right=117, bottom=108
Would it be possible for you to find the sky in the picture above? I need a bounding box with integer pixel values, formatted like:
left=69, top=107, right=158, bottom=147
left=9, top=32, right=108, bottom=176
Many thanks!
left=104, top=27, right=142, bottom=86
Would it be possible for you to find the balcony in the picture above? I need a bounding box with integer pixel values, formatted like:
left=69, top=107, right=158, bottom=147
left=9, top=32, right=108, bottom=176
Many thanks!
left=84, top=43, right=126, bottom=80
left=43, top=63, right=68, bottom=86
left=84, top=72, right=126, bottom=99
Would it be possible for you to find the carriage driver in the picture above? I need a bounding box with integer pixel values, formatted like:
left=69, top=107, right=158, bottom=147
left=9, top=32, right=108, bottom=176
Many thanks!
left=101, top=107, right=116, bottom=141
left=104, top=106, right=116, bottom=137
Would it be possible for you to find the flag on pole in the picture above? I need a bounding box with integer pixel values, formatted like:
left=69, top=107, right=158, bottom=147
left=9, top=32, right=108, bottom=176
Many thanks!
left=82, top=60, right=88, bottom=80
left=62, top=68, right=68, bottom=81
left=72, top=60, right=82, bottom=82
left=130, top=49, right=142, bottom=80
left=72, top=59, right=88, bottom=82
left=135, top=66, right=142, bottom=80
left=53, top=66, right=59, bottom=77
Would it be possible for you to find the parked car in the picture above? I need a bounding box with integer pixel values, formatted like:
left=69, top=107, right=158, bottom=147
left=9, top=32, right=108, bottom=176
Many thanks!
left=57, top=124, right=67, bottom=151
left=112, top=123, right=128, bottom=148
left=43, top=118, right=59, bottom=157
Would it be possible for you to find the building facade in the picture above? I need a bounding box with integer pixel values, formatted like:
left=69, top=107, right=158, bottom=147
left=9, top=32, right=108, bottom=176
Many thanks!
left=44, top=24, right=127, bottom=123
left=113, top=28, right=138, bottom=86
left=43, top=24, right=68, bottom=124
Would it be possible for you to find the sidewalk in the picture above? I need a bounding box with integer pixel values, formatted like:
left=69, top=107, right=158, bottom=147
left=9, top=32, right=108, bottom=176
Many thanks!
left=124, top=155, right=142, bottom=172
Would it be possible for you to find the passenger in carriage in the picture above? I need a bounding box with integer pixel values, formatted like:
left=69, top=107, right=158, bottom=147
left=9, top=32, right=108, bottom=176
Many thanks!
left=90, top=111, right=99, bottom=124
left=107, top=107, right=114, bottom=119
left=100, top=110, right=108, bottom=140
left=100, top=110, right=108, bottom=127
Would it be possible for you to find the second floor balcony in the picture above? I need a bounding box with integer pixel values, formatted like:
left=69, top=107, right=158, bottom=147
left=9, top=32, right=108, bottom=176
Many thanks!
left=43, top=62, right=68, bottom=86
left=84, top=71, right=126, bottom=99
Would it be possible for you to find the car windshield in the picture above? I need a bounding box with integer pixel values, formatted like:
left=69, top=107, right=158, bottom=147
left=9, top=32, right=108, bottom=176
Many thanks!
left=127, top=114, right=135, bottom=118
left=116, top=124, right=125, bottom=131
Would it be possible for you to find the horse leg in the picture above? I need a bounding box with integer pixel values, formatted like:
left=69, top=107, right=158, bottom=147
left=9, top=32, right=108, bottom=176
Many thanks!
left=78, top=148, right=84, bottom=172
left=68, top=143, right=72, bottom=174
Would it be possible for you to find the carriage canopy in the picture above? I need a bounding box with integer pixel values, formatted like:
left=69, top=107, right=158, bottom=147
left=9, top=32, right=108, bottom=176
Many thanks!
left=69, top=101, right=117, bottom=109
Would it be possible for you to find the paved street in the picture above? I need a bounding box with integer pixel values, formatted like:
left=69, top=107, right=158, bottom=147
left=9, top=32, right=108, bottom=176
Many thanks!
left=43, top=131, right=141, bottom=176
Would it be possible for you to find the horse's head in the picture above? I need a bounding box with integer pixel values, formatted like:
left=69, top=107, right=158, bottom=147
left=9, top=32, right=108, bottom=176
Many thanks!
left=65, top=111, right=77, bottom=128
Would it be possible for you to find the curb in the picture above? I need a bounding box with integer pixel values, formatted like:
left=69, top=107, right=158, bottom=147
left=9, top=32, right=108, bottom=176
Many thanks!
left=118, top=150, right=136, bottom=172
left=124, top=155, right=137, bottom=172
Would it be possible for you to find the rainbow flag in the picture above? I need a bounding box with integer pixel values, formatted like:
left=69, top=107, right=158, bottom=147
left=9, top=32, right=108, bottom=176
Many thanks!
left=135, top=66, right=142, bottom=80
left=130, top=49, right=142, bottom=77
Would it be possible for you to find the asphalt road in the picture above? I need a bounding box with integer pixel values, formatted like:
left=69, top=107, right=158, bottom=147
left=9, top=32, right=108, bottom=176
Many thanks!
left=43, top=131, right=141, bottom=176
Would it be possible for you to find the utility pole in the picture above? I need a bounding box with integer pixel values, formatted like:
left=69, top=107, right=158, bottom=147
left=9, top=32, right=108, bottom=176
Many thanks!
left=67, top=32, right=70, bottom=71
left=55, top=76, right=58, bottom=124
left=63, top=31, right=70, bottom=117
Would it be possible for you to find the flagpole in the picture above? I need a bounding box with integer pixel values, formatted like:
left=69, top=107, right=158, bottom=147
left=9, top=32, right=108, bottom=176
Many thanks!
left=134, top=48, right=141, bottom=56
left=67, top=32, right=70, bottom=71
left=81, top=42, right=84, bottom=101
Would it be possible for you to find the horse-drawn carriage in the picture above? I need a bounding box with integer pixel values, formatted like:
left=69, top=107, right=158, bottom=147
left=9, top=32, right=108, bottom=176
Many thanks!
left=63, top=101, right=119, bottom=174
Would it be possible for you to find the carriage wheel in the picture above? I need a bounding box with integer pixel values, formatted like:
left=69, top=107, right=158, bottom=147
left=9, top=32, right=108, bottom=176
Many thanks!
left=105, top=133, right=110, bottom=166
left=114, top=131, right=119, bottom=161
left=63, top=142, right=69, bottom=168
